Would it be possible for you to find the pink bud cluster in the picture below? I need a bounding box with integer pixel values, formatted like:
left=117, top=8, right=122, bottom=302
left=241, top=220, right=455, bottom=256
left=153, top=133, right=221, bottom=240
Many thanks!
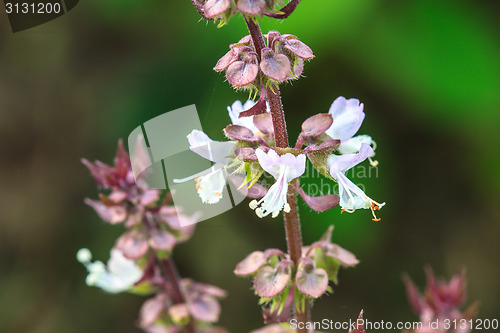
left=235, top=226, right=358, bottom=325
left=199, top=0, right=287, bottom=23
left=214, top=32, right=314, bottom=91
left=403, top=267, right=477, bottom=333
left=81, top=140, right=228, bottom=333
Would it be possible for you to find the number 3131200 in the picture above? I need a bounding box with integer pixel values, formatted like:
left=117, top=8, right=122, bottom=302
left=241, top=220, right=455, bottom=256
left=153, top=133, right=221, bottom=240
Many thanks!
left=5, top=2, right=62, bottom=14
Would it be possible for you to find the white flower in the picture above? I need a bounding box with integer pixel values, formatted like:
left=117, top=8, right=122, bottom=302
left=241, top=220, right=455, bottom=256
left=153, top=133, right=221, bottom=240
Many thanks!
left=249, top=149, right=306, bottom=218
left=325, top=96, right=378, bottom=165
left=77, top=248, right=143, bottom=293
left=194, top=168, right=226, bottom=204
left=328, top=143, right=385, bottom=221
left=175, top=99, right=266, bottom=204
left=227, top=100, right=259, bottom=133
left=173, top=129, right=235, bottom=204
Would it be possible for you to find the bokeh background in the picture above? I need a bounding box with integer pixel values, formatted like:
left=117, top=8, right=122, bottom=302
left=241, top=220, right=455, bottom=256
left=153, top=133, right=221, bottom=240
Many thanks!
left=1, top=0, right=499, bottom=332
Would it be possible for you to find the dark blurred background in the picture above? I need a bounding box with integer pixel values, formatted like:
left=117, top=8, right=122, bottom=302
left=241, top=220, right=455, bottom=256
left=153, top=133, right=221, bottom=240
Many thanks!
left=1, top=0, right=499, bottom=332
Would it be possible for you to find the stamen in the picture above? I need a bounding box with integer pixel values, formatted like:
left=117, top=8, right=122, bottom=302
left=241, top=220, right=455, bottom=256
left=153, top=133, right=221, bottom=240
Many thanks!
left=272, top=210, right=279, bottom=218
left=249, top=200, right=258, bottom=210
left=369, top=202, right=384, bottom=221
left=283, top=203, right=290, bottom=213
left=369, top=157, right=379, bottom=167
left=255, top=207, right=264, bottom=218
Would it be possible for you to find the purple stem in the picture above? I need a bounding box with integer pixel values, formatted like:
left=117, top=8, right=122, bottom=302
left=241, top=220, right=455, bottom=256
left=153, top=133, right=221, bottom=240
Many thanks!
left=159, top=258, right=196, bottom=333
left=263, top=0, right=302, bottom=19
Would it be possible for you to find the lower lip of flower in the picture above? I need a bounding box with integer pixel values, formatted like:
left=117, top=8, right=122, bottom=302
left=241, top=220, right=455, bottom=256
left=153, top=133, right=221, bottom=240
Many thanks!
left=249, top=169, right=290, bottom=218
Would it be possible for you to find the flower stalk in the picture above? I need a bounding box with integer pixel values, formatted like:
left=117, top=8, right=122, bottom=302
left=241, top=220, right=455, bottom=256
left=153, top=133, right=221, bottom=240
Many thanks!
left=245, top=17, right=309, bottom=332
left=159, top=258, right=197, bottom=333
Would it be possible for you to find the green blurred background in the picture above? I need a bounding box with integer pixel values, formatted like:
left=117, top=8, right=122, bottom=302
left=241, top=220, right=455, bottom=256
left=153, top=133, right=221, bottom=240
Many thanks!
left=1, top=0, right=499, bottom=332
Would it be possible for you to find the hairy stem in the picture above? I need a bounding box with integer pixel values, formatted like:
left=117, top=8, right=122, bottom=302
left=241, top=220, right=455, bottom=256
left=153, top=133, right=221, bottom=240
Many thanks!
left=159, top=258, right=196, bottom=333
left=245, top=17, right=310, bottom=332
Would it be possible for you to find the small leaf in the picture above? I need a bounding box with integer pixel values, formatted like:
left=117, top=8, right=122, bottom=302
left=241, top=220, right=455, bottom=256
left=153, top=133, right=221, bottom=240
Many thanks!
left=139, top=294, right=166, bottom=327
left=266, top=31, right=281, bottom=50
left=115, top=229, right=149, bottom=259
left=295, top=257, right=328, bottom=298
left=295, top=185, right=339, bottom=212
left=320, top=225, right=334, bottom=242
left=234, top=251, right=267, bottom=276
left=288, top=57, right=304, bottom=80
left=204, top=0, right=231, bottom=18
left=327, top=244, right=359, bottom=267
left=263, top=248, right=287, bottom=259
left=402, top=273, right=423, bottom=315
left=260, top=48, right=290, bottom=82
left=237, top=0, right=266, bottom=16
left=283, top=38, right=314, bottom=59
left=214, top=48, right=240, bottom=72
left=224, top=124, right=256, bottom=142
left=348, top=310, right=366, bottom=333
left=236, top=146, right=258, bottom=161
left=226, top=60, right=259, bottom=87
left=240, top=95, right=268, bottom=118
left=148, top=229, right=176, bottom=251
left=254, top=263, right=291, bottom=298
left=301, top=113, right=333, bottom=138
left=230, top=35, right=252, bottom=48
left=304, top=139, right=341, bottom=154
left=188, top=294, right=221, bottom=323
left=84, top=198, right=127, bottom=224
left=253, top=112, right=274, bottom=134
left=168, top=303, right=190, bottom=326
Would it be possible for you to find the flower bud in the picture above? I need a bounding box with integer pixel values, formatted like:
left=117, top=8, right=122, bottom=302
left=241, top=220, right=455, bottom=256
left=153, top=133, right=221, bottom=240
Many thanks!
left=215, top=31, right=314, bottom=91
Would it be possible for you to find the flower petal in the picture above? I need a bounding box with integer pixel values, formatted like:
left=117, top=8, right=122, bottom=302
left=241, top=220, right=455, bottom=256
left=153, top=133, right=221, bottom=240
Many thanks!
left=326, top=96, right=365, bottom=142
left=227, top=99, right=259, bottom=132
left=83, top=249, right=143, bottom=293
left=337, top=135, right=374, bottom=154
left=195, top=169, right=226, bottom=204
left=255, top=149, right=306, bottom=181
left=328, top=143, right=373, bottom=175
left=187, top=129, right=236, bottom=164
